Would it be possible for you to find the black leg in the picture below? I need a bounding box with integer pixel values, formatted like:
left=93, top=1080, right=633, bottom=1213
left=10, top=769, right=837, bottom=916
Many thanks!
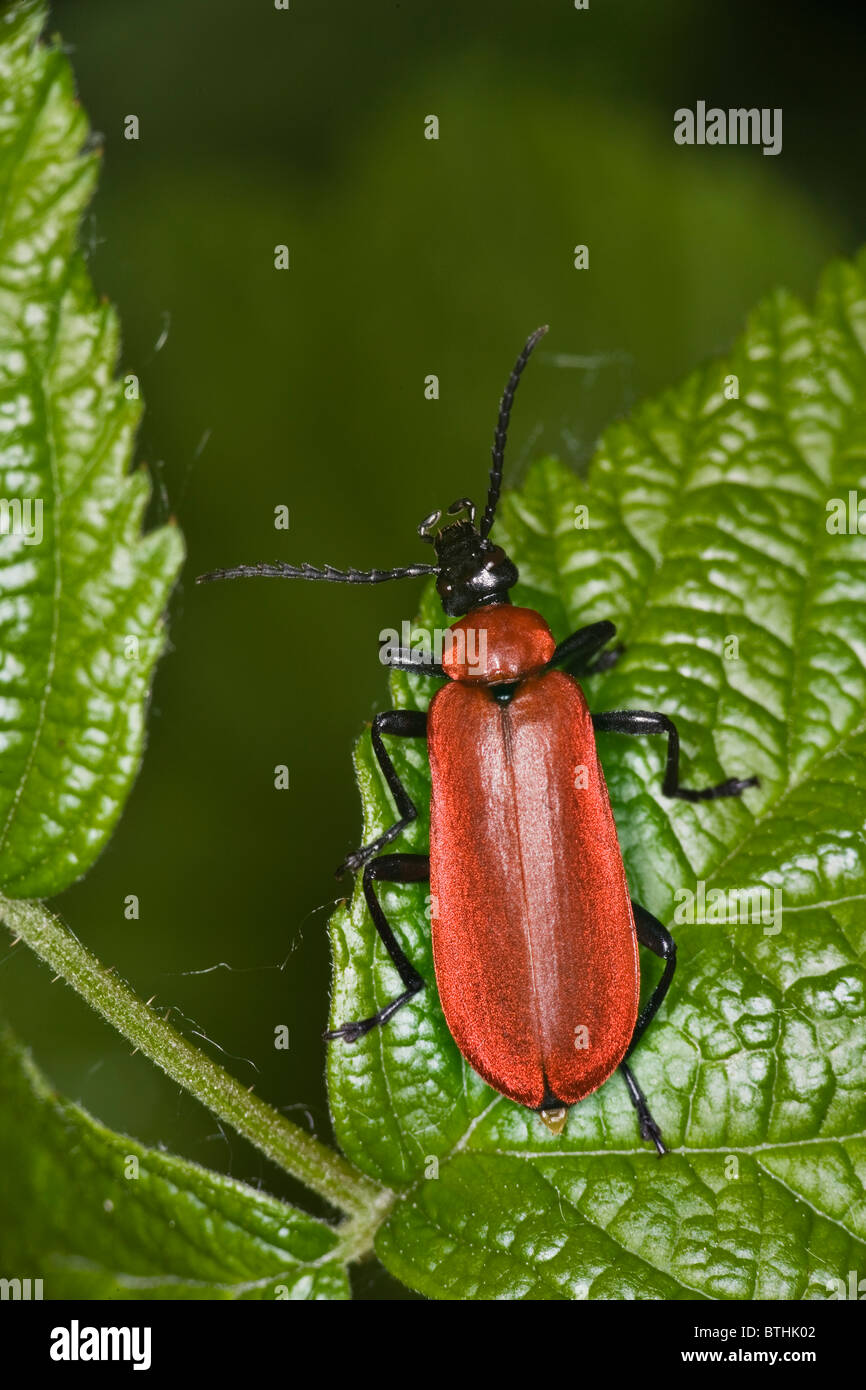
left=619, top=901, right=677, bottom=1156
left=337, top=709, right=427, bottom=877
left=628, top=901, right=677, bottom=1052
left=325, top=853, right=428, bottom=1042
left=545, top=620, right=622, bottom=677
left=383, top=647, right=445, bottom=679
left=592, top=709, right=759, bottom=802
left=585, top=644, right=624, bottom=676
left=620, top=1063, right=666, bottom=1158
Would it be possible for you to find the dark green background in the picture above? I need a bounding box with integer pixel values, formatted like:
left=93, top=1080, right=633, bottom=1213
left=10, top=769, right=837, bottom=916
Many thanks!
left=2, top=0, right=864, bottom=1297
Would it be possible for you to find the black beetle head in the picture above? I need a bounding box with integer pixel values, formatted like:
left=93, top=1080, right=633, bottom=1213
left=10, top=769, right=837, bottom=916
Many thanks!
left=418, top=501, right=518, bottom=617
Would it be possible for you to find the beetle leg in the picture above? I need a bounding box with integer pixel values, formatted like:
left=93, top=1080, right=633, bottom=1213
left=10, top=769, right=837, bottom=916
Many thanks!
left=584, top=644, right=624, bottom=675
left=336, top=710, right=428, bottom=877
left=620, top=1063, right=666, bottom=1157
left=545, top=619, right=622, bottom=676
left=628, top=901, right=677, bottom=1051
left=592, top=709, right=759, bottom=801
left=325, top=853, right=428, bottom=1043
left=620, top=901, right=677, bottom=1156
left=383, top=647, right=446, bottom=678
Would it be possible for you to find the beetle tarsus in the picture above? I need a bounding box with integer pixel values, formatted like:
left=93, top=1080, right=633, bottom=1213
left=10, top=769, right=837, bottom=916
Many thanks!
left=546, top=620, right=617, bottom=677
left=324, top=1018, right=376, bottom=1043
left=325, top=984, right=423, bottom=1044
left=584, top=643, right=625, bottom=676
left=640, top=1113, right=667, bottom=1157
left=336, top=833, right=399, bottom=878
left=620, top=1057, right=669, bottom=1156
left=335, top=847, right=373, bottom=879
left=633, top=1096, right=667, bottom=1156
left=336, top=836, right=411, bottom=879
left=671, top=773, right=759, bottom=803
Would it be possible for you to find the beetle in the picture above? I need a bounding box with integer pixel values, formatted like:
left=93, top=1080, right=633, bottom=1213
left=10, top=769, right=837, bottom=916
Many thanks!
left=198, top=327, right=758, bottom=1151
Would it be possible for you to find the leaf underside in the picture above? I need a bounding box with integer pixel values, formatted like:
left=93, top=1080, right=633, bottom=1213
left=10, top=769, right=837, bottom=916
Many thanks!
left=328, top=253, right=866, bottom=1299
left=0, top=0, right=183, bottom=897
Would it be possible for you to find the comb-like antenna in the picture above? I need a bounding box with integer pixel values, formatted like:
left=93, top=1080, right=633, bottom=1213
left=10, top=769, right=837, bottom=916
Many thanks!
left=479, top=325, right=548, bottom=540
left=196, top=561, right=437, bottom=585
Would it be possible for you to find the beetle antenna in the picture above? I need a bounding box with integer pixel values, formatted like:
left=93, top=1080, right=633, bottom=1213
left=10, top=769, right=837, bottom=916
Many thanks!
left=196, top=561, right=438, bottom=585
left=479, top=325, right=548, bottom=540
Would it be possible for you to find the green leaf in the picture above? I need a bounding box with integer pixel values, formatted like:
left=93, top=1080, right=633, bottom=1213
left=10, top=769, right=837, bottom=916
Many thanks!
left=0, top=1025, right=350, bottom=1299
left=0, top=6, right=373, bottom=1298
left=328, top=253, right=866, bottom=1298
left=375, top=1148, right=866, bottom=1301
left=0, top=0, right=183, bottom=897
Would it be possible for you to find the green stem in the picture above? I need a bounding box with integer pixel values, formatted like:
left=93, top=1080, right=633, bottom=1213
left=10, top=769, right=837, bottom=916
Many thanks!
left=0, top=895, right=386, bottom=1222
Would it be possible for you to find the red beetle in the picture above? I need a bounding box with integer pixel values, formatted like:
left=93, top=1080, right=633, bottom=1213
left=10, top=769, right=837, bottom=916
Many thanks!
left=199, top=328, right=757, bottom=1150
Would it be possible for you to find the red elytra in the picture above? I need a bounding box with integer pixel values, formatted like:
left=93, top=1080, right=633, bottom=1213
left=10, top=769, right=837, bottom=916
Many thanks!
left=428, top=606, right=640, bottom=1112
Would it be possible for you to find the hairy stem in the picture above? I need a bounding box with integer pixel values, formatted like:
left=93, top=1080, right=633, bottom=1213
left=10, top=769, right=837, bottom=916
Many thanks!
left=1, top=895, right=386, bottom=1221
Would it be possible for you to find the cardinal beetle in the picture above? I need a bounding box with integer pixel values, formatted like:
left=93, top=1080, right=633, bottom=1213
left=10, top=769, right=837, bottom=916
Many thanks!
left=198, top=327, right=758, bottom=1152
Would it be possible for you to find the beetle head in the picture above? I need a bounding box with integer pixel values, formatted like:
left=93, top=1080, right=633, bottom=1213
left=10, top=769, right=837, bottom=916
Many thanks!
left=418, top=500, right=518, bottom=617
